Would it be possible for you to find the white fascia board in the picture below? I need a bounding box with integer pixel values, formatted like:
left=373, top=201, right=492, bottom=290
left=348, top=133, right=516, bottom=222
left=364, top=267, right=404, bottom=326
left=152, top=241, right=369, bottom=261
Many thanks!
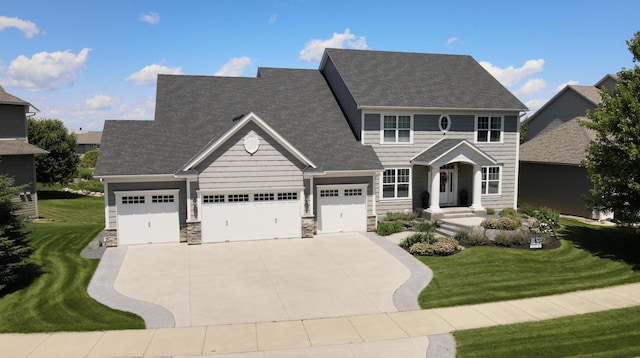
left=316, top=169, right=383, bottom=177
left=114, top=188, right=180, bottom=197
left=359, top=105, right=528, bottom=114
left=98, top=174, right=184, bottom=183
left=182, top=111, right=317, bottom=171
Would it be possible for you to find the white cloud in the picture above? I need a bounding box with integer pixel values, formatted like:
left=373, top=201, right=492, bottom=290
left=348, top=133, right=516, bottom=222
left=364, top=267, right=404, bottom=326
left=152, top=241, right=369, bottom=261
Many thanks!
left=525, top=98, right=549, bottom=113
left=1, top=48, right=91, bottom=91
left=299, top=29, right=367, bottom=62
left=85, top=94, right=115, bottom=109
left=214, top=57, right=253, bottom=77
left=268, top=14, right=277, bottom=24
left=515, top=78, right=547, bottom=96
left=0, top=16, right=40, bottom=38
left=480, top=59, right=545, bottom=88
left=139, top=12, right=160, bottom=24
left=446, top=37, right=458, bottom=47
left=554, top=80, right=579, bottom=92
left=126, top=63, right=183, bottom=86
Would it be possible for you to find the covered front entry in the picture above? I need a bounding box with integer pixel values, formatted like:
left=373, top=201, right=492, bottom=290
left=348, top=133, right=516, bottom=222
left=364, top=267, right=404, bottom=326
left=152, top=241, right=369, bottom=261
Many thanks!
left=411, top=139, right=497, bottom=219
left=115, top=190, right=180, bottom=245
left=200, top=191, right=302, bottom=243
left=316, top=184, right=368, bottom=233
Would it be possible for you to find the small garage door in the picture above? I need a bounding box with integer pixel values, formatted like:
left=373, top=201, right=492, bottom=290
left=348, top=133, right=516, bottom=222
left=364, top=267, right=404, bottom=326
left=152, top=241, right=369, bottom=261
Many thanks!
left=201, top=191, right=301, bottom=243
left=317, top=184, right=367, bottom=233
left=116, top=190, right=180, bottom=245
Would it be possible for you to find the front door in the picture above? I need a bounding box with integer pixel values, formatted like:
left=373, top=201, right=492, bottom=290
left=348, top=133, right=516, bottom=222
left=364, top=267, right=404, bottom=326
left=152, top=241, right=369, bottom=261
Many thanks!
left=439, top=166, right=457, bottom=206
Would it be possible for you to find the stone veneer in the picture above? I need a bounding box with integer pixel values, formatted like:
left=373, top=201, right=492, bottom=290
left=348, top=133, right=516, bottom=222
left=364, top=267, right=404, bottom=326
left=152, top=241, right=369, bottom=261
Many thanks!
left=186, top=222, right=202, bottom=245
left=367, top=216, right=377, bottom=232
left=301, top=216, right=316, bottom=238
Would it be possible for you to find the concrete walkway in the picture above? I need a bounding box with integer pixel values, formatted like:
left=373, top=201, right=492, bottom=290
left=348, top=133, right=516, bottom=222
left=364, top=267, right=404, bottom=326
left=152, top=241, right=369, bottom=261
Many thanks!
left=3, top=282, right=640, bottom=358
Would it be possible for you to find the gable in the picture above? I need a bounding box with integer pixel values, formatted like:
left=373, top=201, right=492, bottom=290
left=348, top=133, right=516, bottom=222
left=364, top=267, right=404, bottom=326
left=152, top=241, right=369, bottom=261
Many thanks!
left=527, top=87, right=599, bottom=139
left=411, top=138, right=497, bottom=166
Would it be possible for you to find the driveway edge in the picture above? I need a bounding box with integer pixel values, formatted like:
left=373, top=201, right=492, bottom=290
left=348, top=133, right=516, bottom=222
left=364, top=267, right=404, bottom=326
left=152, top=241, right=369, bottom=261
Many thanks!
left=87, top=246, right=175, bottom=329
left=363, top=232, right=433, bottom=311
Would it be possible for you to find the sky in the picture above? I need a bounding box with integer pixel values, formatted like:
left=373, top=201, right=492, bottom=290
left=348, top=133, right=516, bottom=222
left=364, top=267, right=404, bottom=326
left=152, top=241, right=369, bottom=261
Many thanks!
left=1, top=0, right=639, bottom=131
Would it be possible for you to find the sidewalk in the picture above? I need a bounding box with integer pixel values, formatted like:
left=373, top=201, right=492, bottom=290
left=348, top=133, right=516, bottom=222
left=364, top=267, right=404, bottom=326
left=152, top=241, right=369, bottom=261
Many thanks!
left=2, top=282, right=639, bottom=358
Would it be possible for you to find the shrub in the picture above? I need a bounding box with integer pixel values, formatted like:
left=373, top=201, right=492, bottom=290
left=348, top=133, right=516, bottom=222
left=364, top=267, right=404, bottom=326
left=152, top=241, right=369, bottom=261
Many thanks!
left=385, top=211, right=418, bottom=221
left=454, top=229, right=469, bottom=241
left=376, top=221, right=404, bottom=236
left=83, top=149, right=99, bottom=168
left=77, top=167, right=93, bottom=180
left=481, top=217, right=521, bottom=230
left=494, top=233, right=512, bottom=247
left=74, top=179, right=104, bottom=193
left=518, top=203, right=536, bottom=217
left=416, top=220, right=439, bottom=233
left=432, top=237, right=458, bottom=256
left=409, top=242, right=435, bottom=256
left=518, top=204, right=560, bottom=234
left=499, top=207, right=518, bottom=217
left=400, top=231, right=433, bottom=249
left=486, top=207, right=496, bottom=215
left=511, top=231, right=529, bottom=247
left=468, top=232, right=489, bottom=246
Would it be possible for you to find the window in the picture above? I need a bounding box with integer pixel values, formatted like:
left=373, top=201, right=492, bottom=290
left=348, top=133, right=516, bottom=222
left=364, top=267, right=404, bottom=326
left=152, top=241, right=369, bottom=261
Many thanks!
left=320, top=189, right=339, bottom=197
left=439, top=115, right=451, bottom=132
left=152, top=195, right=174, bottom=203
left=481, top=166, right=501, bottom=195
left=277, top=192, right=298, bottom=200
left=122, top=196, right=145, bottom=204
left=228, top=194, right=249, bottom=202
left=203, top=195, right=225, bottom=203
left=254, top=193, right=275, bottom=201
left=476, top=116, right=503, bottom=142
left=382, top=115, right=411, bottom=143
left=344, top=188, right=363, bottom=196
left=382, top=168, right=410, bottom=199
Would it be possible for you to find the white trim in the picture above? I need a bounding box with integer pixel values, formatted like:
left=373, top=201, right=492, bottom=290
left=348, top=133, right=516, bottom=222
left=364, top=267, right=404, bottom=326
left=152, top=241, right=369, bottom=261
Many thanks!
left=197, top=186, right=305, bottom=195
left=114, top=189, right=180, bottom=197
left=379, top=113, right=414, bottom=145
left=98, top=174, right=183, bottom=183
left=182, top=112, right=316, bottom=171
left=360, top=111, right=365, bottom=145
left=380, top=167, right=412, bottom=201
left=103, top=181, right=111, bottom=230
left=438, top=114, right=452, bottom=132
left=474, top=115, right=504, bottom=144
left=480, top=166, right=502, bottom=196
left=514, top=113, right=522, bottom=208
left=410, top=138, right=497, bottom=166
left=314, top=169, right=382, bottom=178
left=360, top=105, right=528, bottom=113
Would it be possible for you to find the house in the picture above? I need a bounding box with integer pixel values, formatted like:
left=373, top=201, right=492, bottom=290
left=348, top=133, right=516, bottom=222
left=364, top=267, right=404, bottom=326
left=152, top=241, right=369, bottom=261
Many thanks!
left=519, top=75, right=616, bottom=219
left=94, top=49, right=527, bottom=246
left=0, top=86, right=48, bottom=217
left=70, top=129, right=102, bottom=154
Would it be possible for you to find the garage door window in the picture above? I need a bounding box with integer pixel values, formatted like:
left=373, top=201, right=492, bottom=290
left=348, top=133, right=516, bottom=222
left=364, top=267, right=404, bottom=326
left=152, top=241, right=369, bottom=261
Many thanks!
left=203, top=195, right=224, bottom=203
left=228, top=194, right=249, bottom=202
left=122, top=196, right=145, bottom=204
left=254, top=193, right=275, bottom=201
left=152, top=195, right=174, bottom=203
left=320, top=189, right=339, bottom=197
left=277, top=192, right=298, bottom=200
left=344, top=188, right=363, bottom=196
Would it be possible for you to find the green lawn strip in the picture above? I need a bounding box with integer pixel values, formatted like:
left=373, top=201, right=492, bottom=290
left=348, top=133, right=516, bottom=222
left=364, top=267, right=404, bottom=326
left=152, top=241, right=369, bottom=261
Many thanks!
left=0, top=192, right=144, bottom=333
left=454, top=306, right=640, bottom=358
left=418, top=218, right=640, bottom=309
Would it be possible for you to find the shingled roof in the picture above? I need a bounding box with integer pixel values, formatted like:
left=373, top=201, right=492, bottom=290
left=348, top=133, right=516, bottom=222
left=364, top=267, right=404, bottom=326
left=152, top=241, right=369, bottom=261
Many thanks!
left=95, top=68, right=382, bottom=176
left=0, top=140, right=48, bottom=155
left=322, top=48, right=528, bottom=111
left=520, top=117, right=595, bottom=165
left=0, top=86, right=39, bottom=112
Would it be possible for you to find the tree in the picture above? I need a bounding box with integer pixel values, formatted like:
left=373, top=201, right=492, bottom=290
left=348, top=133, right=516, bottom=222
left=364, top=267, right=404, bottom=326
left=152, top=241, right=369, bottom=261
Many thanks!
left=27, top=118, right=80, bottom=185
left=520, top=116, right=529, bottom=144
left=0, top=175, right=34, bottom=294
left=83, top=149, right=99, bottom=168
left=582, top=31, right=640, bottom=225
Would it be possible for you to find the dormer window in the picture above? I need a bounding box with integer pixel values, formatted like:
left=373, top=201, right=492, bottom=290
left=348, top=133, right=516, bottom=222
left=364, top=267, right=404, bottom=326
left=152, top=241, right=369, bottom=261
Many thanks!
left=382, top=114, right=412, bottom=143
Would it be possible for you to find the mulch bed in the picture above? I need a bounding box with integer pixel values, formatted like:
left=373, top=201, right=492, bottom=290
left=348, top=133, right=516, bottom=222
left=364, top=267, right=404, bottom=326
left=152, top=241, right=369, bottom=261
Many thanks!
left=457, top=233, right=561, bottom=251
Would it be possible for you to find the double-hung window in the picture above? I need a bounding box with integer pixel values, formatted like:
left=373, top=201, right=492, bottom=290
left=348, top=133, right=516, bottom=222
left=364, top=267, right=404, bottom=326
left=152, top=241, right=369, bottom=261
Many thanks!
left=382, top=115, right=411, bottom=143
left=382, top=168, right=410, bottom=199
left=476, top=116, right=503, bottom=143
left=481, top=166, right=501, bottom=195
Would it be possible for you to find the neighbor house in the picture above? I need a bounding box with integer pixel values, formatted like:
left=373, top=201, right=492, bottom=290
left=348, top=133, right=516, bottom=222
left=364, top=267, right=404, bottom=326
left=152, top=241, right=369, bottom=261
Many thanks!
left=95, top=49, right=527, bottom=246
left=0, top=86, right=48, bottom=217
left=519, top=75, right=616, bottom=219
left=71, top=129, right=102, bottom=154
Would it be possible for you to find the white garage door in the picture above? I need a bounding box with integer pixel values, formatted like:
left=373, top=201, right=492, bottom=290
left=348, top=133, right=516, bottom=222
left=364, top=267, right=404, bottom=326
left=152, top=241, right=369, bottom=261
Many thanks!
left=317, top=184, right=367, bottom=233
left=116, top=190, right=180, bottom=245
left=201, top=191, right=301, bottom=243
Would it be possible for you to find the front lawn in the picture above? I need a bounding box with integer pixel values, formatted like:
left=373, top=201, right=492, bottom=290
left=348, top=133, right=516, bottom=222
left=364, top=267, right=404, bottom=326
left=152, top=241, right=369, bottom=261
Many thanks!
left=0, top=191, right=144, bottom=332
left=454, top=305, right=640, bottom=357
left=418, top=218, right=640, bottom=308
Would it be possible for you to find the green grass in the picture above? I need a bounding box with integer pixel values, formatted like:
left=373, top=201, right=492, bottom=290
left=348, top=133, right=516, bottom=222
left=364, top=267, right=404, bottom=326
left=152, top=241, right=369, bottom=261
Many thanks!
left=454, top=305, right=640, bottom=357
left=418, top=218, right=640, bottom=308
left=0, top=190, right=144, bottom=332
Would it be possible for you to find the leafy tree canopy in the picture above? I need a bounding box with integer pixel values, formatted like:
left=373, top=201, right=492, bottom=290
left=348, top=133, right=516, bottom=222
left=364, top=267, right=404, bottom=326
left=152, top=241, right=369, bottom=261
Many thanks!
left=582, top=31, right=640, bottom=225
left=83, top=149, right=99, bottom=168
left=27, top=118, right=80, bottom=186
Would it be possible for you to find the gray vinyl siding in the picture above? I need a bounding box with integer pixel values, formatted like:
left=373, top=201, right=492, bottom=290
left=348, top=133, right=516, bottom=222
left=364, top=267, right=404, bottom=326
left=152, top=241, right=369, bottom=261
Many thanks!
left=0, top=105, right=28, bottom=139
left=519, top=162, right=592, bottom=218
left=11, top=194, right=37, bottom=218
left=0, top=154, right=37, bottom=193
left=321, top=58, right=361, bottom=139
left=527, top=90, right=595, bottom=140
left=196, top=123, right=304, bottom=190
left=313, top=176, right=375, bottom=216
left=365, top=112, right=519, bottom=213
left=107, top=181, right=187, bottom=229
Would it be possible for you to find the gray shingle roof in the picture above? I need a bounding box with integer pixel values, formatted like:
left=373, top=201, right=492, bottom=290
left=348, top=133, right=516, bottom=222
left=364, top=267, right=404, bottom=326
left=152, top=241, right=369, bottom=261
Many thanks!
left=0, top=86, right=28, bottom=105
left=73, top=131, right=102, bottom=145
left=520, top=117, right=595, bottom=165
left=323, top=48, right=528, bottom=111
left=0, top=140, right=48, bottom=155
left=411, top=138, right=496, bottom=165
left=95, top=68, right=382, bottom=176
left=570, top=85, right=603, bottom=105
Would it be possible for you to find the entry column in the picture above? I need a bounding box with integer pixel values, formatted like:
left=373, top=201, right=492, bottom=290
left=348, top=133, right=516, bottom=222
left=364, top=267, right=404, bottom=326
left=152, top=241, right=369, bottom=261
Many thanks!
left=470, top=165, right=483, bottom=210
left=429, top=165, right=441, bottom=211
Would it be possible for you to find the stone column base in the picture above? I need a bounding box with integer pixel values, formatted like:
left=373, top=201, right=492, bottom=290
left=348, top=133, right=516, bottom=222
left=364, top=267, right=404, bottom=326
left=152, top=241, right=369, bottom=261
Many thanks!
left=367, top=216, right=377, bottom=232
left=302, top=216, right=316, bottom=238
left=187, top=221, right=202, bottom=245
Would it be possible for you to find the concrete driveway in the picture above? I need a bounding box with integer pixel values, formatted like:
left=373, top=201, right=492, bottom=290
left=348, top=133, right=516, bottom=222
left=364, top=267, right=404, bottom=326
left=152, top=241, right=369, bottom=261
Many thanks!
left=113, top=232, right=410, bottom=327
